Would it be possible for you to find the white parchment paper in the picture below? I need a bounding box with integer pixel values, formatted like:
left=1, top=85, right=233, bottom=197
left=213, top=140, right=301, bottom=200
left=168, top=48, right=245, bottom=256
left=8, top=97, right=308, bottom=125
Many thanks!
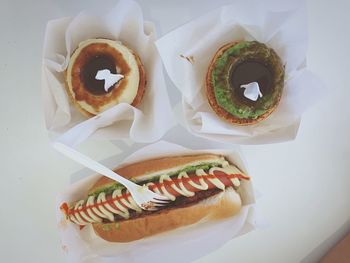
left=156, top=0, right=325, bottom=144
left=56, top=141, right=258, bottom=263
left=42, top=0, right=174, bottom=143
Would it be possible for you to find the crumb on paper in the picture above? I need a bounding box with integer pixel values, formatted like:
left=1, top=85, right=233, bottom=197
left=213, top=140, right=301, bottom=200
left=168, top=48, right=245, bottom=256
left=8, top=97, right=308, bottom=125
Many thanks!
left=62, top=245, right=68, bottom=253
left=180, top=54, right=195, bottom=64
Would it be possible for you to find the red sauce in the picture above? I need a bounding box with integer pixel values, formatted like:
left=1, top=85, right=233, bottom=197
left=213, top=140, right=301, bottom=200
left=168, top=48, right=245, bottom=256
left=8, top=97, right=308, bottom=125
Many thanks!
left=68, top=172, right=249, bottom=216
left=60, top=203, right=69, bottom=216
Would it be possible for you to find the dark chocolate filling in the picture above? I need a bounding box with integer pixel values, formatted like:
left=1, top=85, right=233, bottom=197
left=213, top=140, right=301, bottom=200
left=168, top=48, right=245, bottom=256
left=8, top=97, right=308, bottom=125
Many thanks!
left=81, top=54, right=117, bottom=96
left=229, top=60, right=273, bottom=106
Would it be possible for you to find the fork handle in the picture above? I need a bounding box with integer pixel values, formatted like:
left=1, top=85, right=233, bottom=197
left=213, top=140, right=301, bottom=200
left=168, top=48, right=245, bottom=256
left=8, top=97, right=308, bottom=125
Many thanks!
left=52, top=142, right=133, bottom=188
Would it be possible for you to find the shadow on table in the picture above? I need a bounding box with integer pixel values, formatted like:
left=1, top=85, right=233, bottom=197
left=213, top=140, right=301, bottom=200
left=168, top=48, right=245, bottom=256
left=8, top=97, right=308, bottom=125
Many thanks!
left=299, top=218, right=350, bottom=263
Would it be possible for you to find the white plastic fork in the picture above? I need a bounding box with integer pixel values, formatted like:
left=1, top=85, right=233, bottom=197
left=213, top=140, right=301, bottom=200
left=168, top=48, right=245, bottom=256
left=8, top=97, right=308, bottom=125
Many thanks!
left=52, top=142, right=169, bottom=211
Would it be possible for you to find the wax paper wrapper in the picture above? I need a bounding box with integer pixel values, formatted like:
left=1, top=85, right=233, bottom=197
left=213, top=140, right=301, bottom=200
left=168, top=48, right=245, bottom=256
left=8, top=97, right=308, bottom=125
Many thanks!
left=56, top=141, right=258, bottom=263
left=156, top=0, right=325, bottom=144
left=42, top=0, right=173, bottom=143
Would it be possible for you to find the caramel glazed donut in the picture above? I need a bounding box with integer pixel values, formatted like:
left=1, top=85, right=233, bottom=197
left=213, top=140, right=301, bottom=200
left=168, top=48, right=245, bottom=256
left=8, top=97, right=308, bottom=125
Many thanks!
left=206, top=41, right=285, bottom=125
left=65, top=39, right=146, bottom=117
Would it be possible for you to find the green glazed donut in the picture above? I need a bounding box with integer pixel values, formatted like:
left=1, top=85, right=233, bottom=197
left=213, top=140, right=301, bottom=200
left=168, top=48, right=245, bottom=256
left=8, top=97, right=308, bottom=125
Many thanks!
left=206, top=41, right=284, bottom=125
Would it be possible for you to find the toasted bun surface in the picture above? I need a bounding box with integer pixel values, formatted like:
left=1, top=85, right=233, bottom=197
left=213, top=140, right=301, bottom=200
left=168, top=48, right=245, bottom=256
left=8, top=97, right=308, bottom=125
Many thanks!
left=206, top=41, right=281, bottom=125
left=88, top=154, right=242, bottom=242
left=92, top=188, right=241, bottom=242
left=90, top=154, right=225, bottom=189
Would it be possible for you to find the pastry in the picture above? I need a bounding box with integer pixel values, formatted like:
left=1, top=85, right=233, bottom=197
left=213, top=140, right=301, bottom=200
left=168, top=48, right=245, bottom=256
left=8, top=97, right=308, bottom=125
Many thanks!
left=65, top=38, right=146, bottom=116
left=206, top=41, right=284, bottom=125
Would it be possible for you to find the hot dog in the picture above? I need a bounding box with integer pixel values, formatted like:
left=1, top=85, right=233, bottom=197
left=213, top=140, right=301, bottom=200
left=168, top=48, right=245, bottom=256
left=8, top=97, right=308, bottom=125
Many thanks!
left=60, top=154, right=250, bottom=242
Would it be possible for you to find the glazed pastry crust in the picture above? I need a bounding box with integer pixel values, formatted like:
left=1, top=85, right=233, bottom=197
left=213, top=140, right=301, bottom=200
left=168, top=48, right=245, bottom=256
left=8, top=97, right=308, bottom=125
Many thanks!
left=206, top=42, right=281, bottom=125
left=64, top=39, right=146, bottom=117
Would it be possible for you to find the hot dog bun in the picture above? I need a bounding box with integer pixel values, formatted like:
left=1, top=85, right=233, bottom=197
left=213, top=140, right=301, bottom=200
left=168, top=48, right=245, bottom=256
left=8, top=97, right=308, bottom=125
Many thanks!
left=92, top=188, right=241, bottom=242
left=88, top=154, right=242, bottom=242
left=92, top=154, right=226, bottom=187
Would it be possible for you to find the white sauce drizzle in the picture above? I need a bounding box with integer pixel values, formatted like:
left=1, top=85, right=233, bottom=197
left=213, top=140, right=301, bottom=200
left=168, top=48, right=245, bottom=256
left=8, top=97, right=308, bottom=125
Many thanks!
left=178, top=172, right=195, bottom=197
left=209, top=161, right=242, bottom=188
left=70, top=200, right=88, bottom=225
left=97, top=193, right=115, bottom=222
left=69, top=164, right=247, bottom=225
left=112, top=189, right=130, bottom=219
left=86, top=196, right=102, bottom=222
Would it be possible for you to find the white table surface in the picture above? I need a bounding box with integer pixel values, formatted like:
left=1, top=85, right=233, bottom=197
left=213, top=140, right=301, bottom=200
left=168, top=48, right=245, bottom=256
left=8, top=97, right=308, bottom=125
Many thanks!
left=1, top=0, right=349, bottom=262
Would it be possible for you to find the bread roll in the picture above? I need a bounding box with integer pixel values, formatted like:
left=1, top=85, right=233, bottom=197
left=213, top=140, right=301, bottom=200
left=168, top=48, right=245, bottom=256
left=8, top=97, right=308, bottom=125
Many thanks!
left=92, top=188, right=241, bottom=242
left=63, top=154, right=248, bottom=243
left=89, top=154, right=243, bottom=242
